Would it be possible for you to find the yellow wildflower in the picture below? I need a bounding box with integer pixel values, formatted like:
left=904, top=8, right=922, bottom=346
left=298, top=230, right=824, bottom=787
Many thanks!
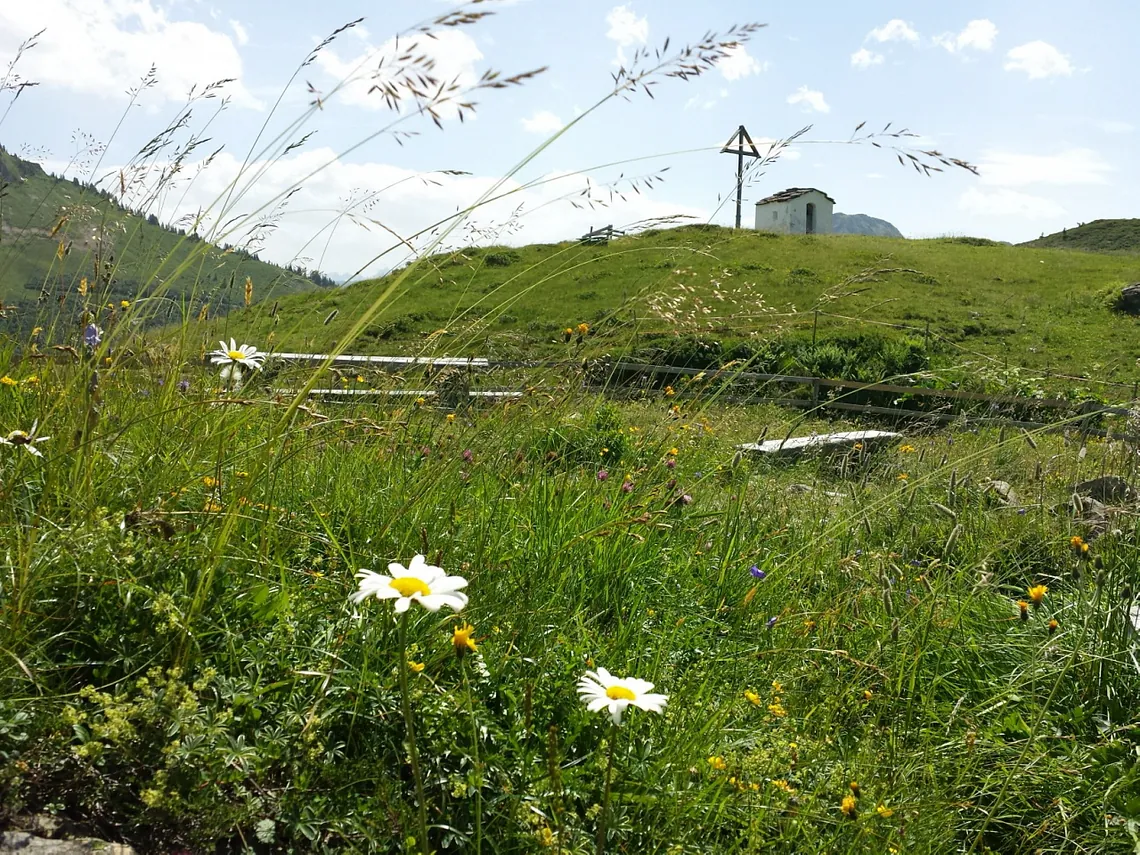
left=744, top=690, right=762, bottom=707
left=31, top=327, right=42, bottom=336
left=898, top=444, right=916, bottom=453
left=576, top=322, right=589, bottom=335
left=863, top=689, right=874, bottom=701
left=202, top=476, right=219, bottom=488
left=707, top=756, right=727, bottom=771
left=0, top=376, right=17, bottom=387
left=664, top=385, right=675, bottom=397
left=876, top=803, right=894, bottom=818
left=841, top=794, right=858, bottom=818
left=452, top=623, right=478, bottom=657
left=897, top=473, right=909, bottom=481
left=1048, top=619, right=1059, bottom=634
left=120, top=300, right=130, bottom=309
left=1027, top=584, right=1047, bottom=605
left=408, top=660, right=425, bottom=673
left=771, top=680, right=783, bottom=694
left=78, top=277, right=88, bottom=296
left=1017, top=600, right=1029, bottom=621
left=771, top=779, right=796, bottom=794
left=767, top=701, right=787, bottom=717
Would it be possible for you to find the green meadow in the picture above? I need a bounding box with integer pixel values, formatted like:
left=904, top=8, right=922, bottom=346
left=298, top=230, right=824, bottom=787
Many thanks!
left=2, top=8, right=1140, bottom=855
left=219, top=226, right=1140, bottom=395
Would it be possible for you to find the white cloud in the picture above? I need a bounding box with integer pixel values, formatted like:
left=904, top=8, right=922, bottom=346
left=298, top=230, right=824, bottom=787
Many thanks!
left=717, top=45, right=766, bottom=81
left=0, top=0, right=260, bottom=108
left=978, top=148, right=1111, bottom=187
left=313, top=29, right=483, bottom=117
left=521, top=109, right=563, bottom=134
left=229, top=19, right=249, bottom=47
left=958, top=188, right=1064, bottom=219
left=70, top=147, right=707, bottom=278
left=934, top=19, right=997, bottom=53
left=1004, top=41, right=1073, bottom=79
left=605, top=5, right=647, bottom=66
left=850, top=48, right=884, bottom=69
left=867, top=19, right=919, bottom=43
left=1098, top=120, right=1133, bottom=134
left=786, top=85, right=829, bottom=114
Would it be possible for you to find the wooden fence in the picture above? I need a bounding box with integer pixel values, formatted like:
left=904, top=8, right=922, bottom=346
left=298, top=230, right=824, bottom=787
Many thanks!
left=263, top=352, right=1139, bottom=441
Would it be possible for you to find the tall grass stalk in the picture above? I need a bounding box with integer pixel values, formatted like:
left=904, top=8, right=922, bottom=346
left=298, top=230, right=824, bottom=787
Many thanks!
left=398, top=610, right=431, bottom=854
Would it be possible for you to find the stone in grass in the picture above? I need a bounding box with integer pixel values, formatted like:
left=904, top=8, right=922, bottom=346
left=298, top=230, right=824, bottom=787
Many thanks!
left=0, top=832, right=136, bottom=854
left=736, top=430, right=901, bottom=459
left=982, top=480, right=1020, bottom=507
left=1116, top=283, right=1140, bottom=315
left=1070, top=476, right=1137, bottom=505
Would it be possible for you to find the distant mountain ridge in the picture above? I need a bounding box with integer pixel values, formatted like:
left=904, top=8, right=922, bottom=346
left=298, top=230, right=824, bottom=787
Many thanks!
left=0, top=144, right=331, bottom=333
left=1021, top=219, right=1140, bottom=254
left=832, top=212, right=903, bottom=238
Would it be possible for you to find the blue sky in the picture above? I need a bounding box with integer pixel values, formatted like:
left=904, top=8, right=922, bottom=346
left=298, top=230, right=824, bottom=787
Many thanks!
left=0, top=0, right=1132, bottom=278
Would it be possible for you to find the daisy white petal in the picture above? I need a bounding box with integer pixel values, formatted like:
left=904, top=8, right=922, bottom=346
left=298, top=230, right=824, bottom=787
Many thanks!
left=352, top=557, right=469, bottom=613
left=577, top=666, right=668, bottom=727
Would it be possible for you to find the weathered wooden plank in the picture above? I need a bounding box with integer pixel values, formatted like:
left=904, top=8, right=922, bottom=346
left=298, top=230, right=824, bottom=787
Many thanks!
left=271, top=353, right=489, bottom=368
left=736, top=429, right=901, bottom=457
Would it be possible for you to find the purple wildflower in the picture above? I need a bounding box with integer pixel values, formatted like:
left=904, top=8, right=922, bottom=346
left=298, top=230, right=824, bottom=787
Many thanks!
left=665, top=458, right=676, bottom=469
left=177, top=379, right=191, bottom=393
left=766, top=616, right=778, bottom=629
left=83, top=324, right=102, bottom=350
left=694, top=471, right=703, bottom=479
left=462, top=448, right=473, bottom=463
left=750, top=565, right=766, bottom=580
left=680, top=494, right=693, bottom=505
left=597, top=470, right=608, bottom=482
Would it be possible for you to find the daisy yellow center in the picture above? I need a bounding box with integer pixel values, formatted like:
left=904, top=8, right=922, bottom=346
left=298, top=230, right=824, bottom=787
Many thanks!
left=7, top=431, right=29, bottom=442
left=606, top=685, right=636, bottom=701
left=228, top=350, right=246, bottom=360
left=390, top=577, right=431, bottom=598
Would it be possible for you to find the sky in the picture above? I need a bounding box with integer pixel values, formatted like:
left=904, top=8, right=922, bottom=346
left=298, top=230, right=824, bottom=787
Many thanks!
left=0, top=0, right=1132, bottom=280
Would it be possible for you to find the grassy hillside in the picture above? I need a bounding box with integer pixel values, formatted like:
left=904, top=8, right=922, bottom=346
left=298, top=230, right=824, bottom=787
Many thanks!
left=221, top=224, right=1140, bottom=392
left=1022, top=219, right=1140, bottom=254
left=0, top=145, right=328, bottom=334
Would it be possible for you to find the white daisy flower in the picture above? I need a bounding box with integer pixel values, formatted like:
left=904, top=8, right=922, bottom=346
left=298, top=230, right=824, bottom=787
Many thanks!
left=0, top=421, right=50, bottom=457
left=209, top=338, right=266, bottom=371
left=352, top=554, right=468, bottom=614
left=577, top=667, right=668, bottom=726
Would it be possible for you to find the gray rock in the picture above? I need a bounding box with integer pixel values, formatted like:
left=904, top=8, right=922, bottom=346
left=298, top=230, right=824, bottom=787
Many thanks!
left=0, top=832, right=135, bottom=854
left=983, top=480, right=1020, bottom=507
left=1071, top=476, right=1137, bottom=504
left=1117, top=283, right=1140, bottom=315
